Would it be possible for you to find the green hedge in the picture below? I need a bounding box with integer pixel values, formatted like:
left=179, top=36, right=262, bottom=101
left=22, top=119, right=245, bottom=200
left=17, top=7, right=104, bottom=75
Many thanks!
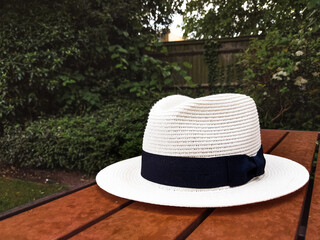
left=0, top=99, right=154, bottom=174
left=0, top=0, right=187, bottom=125
left=0, top=88, right=210, bottom=174
left=239, top=29, right=320, bottom=130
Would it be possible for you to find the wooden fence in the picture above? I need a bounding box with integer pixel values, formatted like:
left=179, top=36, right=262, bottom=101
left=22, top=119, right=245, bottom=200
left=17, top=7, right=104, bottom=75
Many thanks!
left=154, top=36, right=260, bottom=87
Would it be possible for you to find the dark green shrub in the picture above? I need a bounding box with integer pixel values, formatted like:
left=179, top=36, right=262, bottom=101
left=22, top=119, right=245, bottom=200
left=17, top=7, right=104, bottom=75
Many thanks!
left=0, top=0, right=103, bottom=120
left=0, top=99, right=154, bottom=174
left=238, top=2, right=320, bottom=131
left=0, top=0, right=186, bottom=125
left=239, top=29, right=320, bottom=130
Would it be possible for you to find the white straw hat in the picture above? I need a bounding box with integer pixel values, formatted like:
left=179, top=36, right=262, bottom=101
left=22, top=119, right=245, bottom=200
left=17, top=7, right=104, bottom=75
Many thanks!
left=96, top=93, right=309, bottom=207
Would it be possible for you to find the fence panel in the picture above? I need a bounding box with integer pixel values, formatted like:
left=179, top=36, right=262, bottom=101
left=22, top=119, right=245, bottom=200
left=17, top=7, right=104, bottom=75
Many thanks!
left=154, top=36, right=257, bottom=87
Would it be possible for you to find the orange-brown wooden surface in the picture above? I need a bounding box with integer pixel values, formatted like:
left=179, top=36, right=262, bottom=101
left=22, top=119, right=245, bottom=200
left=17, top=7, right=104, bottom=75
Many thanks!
left=67, top=130, right=286, bottom=239
left=71, top=202, right=207, bottom=240
left=0, top=185, right=129, bottom=240
left=306, top=143, right=320, bottom=240
left=187, top=131, right=318, bottom=240
left=260, top=129, right=287, bottom=153
left=0, top=130, right=318, bottom=240
left=271, top=131, right=317, bottom=170
left=69, top=129, right=302, bottom=240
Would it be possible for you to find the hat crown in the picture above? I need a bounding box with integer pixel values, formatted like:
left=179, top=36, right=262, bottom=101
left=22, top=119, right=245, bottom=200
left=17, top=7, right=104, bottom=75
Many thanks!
left=142, top=93, right=261, bottom=158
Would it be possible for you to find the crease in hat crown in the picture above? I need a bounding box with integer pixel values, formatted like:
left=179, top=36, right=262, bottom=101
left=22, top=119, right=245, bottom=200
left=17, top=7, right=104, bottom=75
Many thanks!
left=142, top=93, right=261, bottom=158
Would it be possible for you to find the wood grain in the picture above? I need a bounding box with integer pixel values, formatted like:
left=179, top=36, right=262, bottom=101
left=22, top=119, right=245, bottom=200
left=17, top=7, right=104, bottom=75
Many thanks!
left=71, top=202, right=207, bottom=240
left=1, top=130, right=318, bottom=240
left=305, top=142, right=320, bottom=240
left=187, top=131, right=318, bottom=240
left=0, top=185, right=129, bottom=240
left=260, top=129, right=287, bottom=153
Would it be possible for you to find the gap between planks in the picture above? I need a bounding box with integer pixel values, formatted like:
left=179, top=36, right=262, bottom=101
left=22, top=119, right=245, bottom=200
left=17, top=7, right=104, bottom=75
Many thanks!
left=57, top=200, right=134, bottom=240
left=296, top=132, right=320, bottom=240
left=266, top=131, right=289, bottom=154
left=175, top=208, right=214, bottom=240
left=0, top=180, right=97, bottom=221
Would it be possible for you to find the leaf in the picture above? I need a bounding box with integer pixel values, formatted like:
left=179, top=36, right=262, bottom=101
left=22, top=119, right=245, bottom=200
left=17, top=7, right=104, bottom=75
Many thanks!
left=150, top=79, right=157, bottom=86
left=162, top=71, right=171, bottom=78
left=173, top=65, right=181, bottom=71
left=96, top=47, right=103, bottom=53
left=184, top=76, right=192, bottom=82
left=121, top=58, right=129, bottom=65
left=129, top=87, right=137, bottom=92
left=160, top=46, right=168, bottom=54
left=117, top=47, right=128, bottom=54
left=153, top=41, right=163, bottom=47
left=122, top=31, right=129, bottom=37
left=183, top=62, right=192, bottom=69
left=108, top=45, right=119, bottom=51
left=280, top=86, right=289, bottom=93
left=164, top=78, right=172, bottom=85
left=111, top=53, right=119, bottom=59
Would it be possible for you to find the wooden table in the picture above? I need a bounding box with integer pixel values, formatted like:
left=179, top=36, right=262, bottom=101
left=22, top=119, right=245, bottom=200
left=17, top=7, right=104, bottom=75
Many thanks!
left=0, top=130, right=319, bottom=240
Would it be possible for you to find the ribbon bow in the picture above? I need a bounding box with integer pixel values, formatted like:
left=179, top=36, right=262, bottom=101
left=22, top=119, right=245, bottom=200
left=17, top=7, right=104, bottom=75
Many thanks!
left=227, top=146, right=265, bottom=187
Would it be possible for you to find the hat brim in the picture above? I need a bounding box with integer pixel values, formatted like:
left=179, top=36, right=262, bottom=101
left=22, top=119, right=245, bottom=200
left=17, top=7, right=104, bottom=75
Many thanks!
left=96, top=154, right=309, bottom=208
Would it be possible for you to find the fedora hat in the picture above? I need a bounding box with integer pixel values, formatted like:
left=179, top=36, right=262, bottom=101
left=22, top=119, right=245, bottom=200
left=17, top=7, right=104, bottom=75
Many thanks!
left=96, top=93, right=309, bottom=207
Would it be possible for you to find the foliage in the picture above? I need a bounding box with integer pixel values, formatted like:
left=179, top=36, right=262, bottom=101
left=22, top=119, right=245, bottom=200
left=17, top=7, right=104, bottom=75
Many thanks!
left=304, top=0, right=320, bottom=33
left=204, top=40, right=243, bottom=92
left=118, top=46, right=194, bottom=98
left=0, top=0, right=105, bottom=121
left=0, top=86, right=212, bottom=174
left=0, top=99, right=153, bottom=174
left=204, top=40, right=221, bottom=87
left=239, top=29, right=320, bottom=130
left=0, top=0, right=185, bottom=126
left=182, top=0, right=313, bottom=39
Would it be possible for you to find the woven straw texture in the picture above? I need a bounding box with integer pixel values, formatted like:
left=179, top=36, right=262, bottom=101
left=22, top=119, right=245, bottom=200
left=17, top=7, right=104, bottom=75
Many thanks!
left=143, top=94, right=261, bottom=158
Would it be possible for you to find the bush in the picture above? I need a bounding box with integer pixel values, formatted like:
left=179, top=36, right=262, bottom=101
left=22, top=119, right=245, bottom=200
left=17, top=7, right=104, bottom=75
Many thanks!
left=0, top=0, right=186, bottom=125
left=0, top=99, right=154, bottom=174
left=239, top=29, right=320, bottom=130
left=0, top=88, right=208, bottom=174
left=0, top=0, right=105, bottom=121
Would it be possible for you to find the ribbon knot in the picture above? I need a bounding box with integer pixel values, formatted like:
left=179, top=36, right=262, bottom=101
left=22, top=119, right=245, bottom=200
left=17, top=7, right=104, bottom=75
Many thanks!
left=227, top=146, right=265, bottom=187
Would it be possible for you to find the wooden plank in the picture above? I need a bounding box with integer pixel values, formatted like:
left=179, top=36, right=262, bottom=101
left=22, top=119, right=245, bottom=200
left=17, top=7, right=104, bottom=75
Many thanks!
left=69, top=130, right=296, bottom=240
left=187, top=131, right=318, bottom=240
left=260, top=129, right=288, bottom=153
left=0, top=180, right=96, bottom=221
left=271, top=131, right=317, bottom=170
left=305, top=141, right=320, bottom=240
left=0, top=185, right=129, bottom=240
left=70, top=202, right=209, bottom=240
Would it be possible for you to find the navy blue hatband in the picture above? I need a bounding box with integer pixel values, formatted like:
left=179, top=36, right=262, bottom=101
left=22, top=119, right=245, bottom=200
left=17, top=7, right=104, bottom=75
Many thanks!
left=141, top=146, right=265, bottom=188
